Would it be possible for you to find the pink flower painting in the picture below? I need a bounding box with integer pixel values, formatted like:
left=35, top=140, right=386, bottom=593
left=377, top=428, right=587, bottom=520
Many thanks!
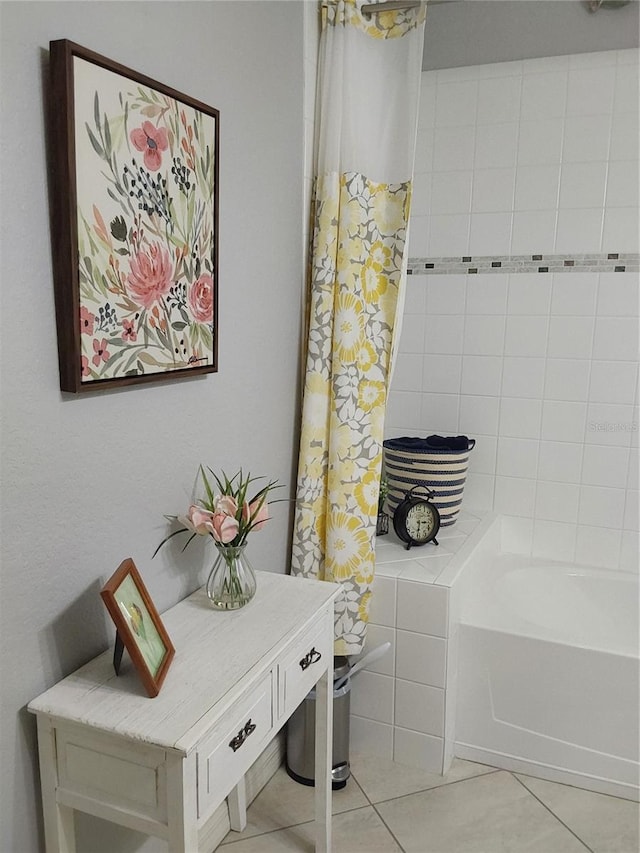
left=121, top=318, right=137, bottom=342
left=130, top=121, right=169, bottom=171
left=72, top=65, right=217, bottom=386
left=80, top=306, right=95, bottom=335
left=92, top=338, right=110, bottom=367
left=127, top=243, right=173, bottom=309
left=188, top=274, right=214, bottom=324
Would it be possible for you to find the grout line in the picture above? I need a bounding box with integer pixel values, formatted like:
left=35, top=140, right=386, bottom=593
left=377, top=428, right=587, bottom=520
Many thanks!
left=350, top=769, right=375, bottom=806
left=553, top=60, right=570, bottom=254
left=220, top=806, right=381, bottom=849
left=227, top=762, right=634, bottom=851
left=370, top=801, right=409, bottom=852
left=346, top=773, right=410, bottom=850
left=391, top=575, right=399, bottom=753
left=600, top=74, right=616, bottom=255
left=512, top=772, right=596, bottom=853
left=358, top=766, right=503, bottom=807
left=219, top=820, right=316, bottom=847
left=529, top=272, right=553, bottom=548
left=574, top=275, right=604, bottom=561
left=509, top=67, right=524, bottom=253
left=222, top=794, right=393, bottom=847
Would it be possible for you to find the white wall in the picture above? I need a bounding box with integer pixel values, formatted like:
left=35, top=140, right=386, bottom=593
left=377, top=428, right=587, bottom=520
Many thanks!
left=387, top=48, right=639, bottom=568
left=0, top=3, right=304, bottom=851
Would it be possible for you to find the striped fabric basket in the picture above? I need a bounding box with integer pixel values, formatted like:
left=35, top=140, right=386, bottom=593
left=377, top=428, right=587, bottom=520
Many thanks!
left=383, top=435, right=475, bottom=527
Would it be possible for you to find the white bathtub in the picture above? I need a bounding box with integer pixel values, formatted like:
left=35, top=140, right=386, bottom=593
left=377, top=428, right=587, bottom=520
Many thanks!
left=454, top=534, right=640, bottom=801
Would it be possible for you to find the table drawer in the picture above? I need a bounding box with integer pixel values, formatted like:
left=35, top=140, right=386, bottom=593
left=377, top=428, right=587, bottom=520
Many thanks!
left=279, top=612, right=333, bottom=721
left=197, top=672, right=273, bottom=821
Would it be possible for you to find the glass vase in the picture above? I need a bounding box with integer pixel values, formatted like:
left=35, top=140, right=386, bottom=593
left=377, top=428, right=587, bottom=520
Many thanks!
left=206, top=543, right=257, bottom=610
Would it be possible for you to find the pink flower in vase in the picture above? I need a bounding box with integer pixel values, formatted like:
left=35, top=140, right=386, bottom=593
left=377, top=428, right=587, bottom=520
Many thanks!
left=211, top=511, right=239, bottom=544
left=216, top=495, right=238, bottom=517
left=243, top=499, right=270, bottom=531
left=183, top=505, right=215, bottom=535
left=154, top=468, right=281, bottom=562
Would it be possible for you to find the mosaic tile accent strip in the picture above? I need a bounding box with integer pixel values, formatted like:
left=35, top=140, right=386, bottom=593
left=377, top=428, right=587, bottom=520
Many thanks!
left=407, top=253, right=640, bottom=276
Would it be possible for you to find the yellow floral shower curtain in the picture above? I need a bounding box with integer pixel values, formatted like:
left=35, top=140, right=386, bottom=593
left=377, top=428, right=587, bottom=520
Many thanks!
left=291, top=0, right=426, bottom=656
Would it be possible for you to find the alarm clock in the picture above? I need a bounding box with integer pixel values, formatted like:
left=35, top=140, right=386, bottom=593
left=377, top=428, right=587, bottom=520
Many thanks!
left=392, top=485, right=440, bottom=550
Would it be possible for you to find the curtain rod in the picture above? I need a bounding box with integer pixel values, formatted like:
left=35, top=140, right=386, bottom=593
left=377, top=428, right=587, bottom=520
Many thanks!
left=361, top=1, right=423, bottom=16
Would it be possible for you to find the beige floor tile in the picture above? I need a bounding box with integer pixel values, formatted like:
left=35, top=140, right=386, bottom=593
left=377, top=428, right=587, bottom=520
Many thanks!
left=221, top=767, right=369, bottom=843
left=515, top=774, right=640, bottom=853
left=220, top=806, right=402, bottom=852
left=350, top=751, right=498, bottom=803
left=376, top=769, right=589, bottom=852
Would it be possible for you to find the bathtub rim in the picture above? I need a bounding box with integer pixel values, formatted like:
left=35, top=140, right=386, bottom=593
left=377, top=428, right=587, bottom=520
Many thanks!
left=437, top=511, right=639, bottom=588
left=460, top=553, right=639, bottom=658
left=435, top=510, right=500, bottom=588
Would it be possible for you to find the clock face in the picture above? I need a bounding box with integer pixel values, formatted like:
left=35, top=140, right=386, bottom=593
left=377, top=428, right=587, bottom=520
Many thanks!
left=406, top=502, right=436, bottom=541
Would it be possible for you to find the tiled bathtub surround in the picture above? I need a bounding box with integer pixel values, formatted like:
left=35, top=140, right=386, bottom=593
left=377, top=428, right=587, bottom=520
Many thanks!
left=350, top=509, right=492, bottom=773
left=387, top=268, right=639, bottom=569
left=386, top=47, right=639, bottom=572
left=355, top=510, right=639, bottom=790
left=409, top=48, right=639, bottom=259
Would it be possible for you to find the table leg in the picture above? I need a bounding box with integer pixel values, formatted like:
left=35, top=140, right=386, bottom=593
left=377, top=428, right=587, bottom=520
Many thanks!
left=36, top=716, right=76, bottom=853
left=228, top=776, right=247, bottom=831
left=166, top=751, right=199, bottom=852
left=314, top=666, right=333, bottom=852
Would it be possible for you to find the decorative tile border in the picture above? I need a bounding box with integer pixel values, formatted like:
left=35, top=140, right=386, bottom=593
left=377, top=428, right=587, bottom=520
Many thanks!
left=407, top=253, right=640, bottom=276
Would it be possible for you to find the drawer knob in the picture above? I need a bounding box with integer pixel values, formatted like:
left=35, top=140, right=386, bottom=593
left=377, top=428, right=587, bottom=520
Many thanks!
left=299, top=647, right=322, bottom=671
left=228, top=719, right=257, bottom=752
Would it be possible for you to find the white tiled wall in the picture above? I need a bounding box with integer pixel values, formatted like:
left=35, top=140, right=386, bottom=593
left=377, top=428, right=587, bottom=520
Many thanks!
left=387, top=48, right=639, bottom=570
left=409, top=48, right=639, bottom=257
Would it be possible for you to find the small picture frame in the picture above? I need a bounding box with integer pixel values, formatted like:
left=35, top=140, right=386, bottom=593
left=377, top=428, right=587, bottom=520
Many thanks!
left=100, top=558, right=175, bottom=697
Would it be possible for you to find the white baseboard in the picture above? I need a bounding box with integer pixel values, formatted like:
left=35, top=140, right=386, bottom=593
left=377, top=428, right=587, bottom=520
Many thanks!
left=455, top=742, right=640, bottom=803
left=199, top=731, right=285, bottom=851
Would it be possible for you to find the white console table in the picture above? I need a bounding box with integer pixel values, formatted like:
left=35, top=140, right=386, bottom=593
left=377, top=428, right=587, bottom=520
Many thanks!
left=29, top=571, right=341, bottom=852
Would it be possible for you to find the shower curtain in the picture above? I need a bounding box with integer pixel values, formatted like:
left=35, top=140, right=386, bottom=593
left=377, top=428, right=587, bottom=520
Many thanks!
left=291, top=0, right=426, bottom=656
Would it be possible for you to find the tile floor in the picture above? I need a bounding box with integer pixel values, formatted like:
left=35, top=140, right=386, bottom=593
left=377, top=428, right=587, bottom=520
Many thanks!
left=221, top=754, right=639, bottom=852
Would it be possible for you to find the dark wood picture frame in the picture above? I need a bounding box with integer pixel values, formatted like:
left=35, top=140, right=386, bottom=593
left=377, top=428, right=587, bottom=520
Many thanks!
left=49, top=40, right=219, bottom=392
left=100, top=558, right=175, bottom=698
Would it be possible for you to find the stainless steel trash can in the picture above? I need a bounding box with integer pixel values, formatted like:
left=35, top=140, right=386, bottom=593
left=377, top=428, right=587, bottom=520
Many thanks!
left=285, top=656, right=351, bottom=790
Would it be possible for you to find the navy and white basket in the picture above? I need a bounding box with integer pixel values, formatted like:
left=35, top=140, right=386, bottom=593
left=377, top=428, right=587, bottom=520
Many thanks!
left=383, top=435, right=475, bottom=527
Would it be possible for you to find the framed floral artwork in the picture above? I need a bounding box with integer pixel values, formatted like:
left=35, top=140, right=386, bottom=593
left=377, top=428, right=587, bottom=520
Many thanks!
left=100, top=558, right=175, bottom=698
left=49, top=40, right=219, bottom=392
